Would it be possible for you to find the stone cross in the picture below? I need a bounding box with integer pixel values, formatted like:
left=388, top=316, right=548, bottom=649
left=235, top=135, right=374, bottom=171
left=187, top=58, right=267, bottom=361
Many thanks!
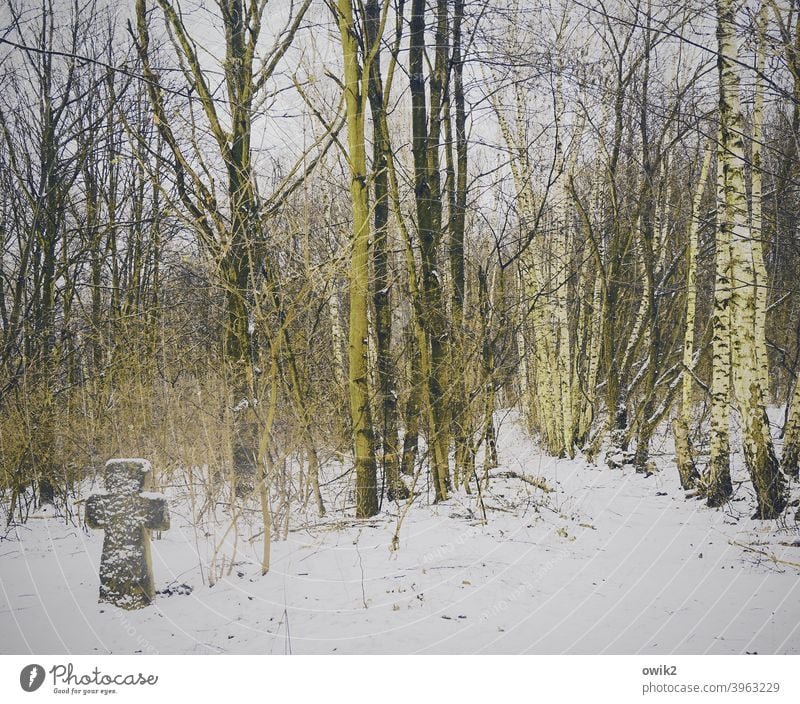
left=86, top=459, right=169, bottom=610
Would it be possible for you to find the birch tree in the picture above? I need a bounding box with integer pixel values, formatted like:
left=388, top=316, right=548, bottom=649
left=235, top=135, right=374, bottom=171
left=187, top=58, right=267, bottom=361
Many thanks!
left=706, top=0, right=786, bottom=517
left=673, top=141, right=712, bottom=490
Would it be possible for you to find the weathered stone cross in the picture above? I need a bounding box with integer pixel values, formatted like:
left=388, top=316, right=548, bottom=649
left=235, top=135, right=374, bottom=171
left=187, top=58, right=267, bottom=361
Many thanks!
left=86, top=459, right=169, bottom=610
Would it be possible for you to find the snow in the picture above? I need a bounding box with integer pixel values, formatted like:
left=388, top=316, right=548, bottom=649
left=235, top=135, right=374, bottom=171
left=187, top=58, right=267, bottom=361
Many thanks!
left=105, top=459, right=151, bottom=472
left=1, top=411, right=798, bottom=655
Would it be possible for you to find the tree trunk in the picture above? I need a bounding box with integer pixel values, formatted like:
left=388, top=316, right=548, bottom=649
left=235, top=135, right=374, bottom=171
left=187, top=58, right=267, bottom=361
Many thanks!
left=713, top=0, right=786, bottom=517
left=706, top=123, right=734, bottom=507
left=365, top=0, right=406, bottom=502
left=674, top=142, right=712, bottom=489
left=751, top=3, right=770, bottom=401
left=782, top=373, right=800, bottom=479
left=410, top=0, right=450, bottom=501
left=335, top=0, right=379, bottom=517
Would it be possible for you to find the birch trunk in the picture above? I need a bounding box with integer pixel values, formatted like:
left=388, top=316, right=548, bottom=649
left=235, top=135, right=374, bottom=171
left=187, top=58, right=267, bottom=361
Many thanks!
left=674, top=142, right=712, bottom=489
left=516, top=265, right=529, bottom=405
left=493, top=86, right=562, bottom=456
left=715, top=0, right=786, bottom=517
left=706, top=121, right=734, bottom=507
left=782, top=374, right=800, bottom=479
left=328, top=281, right=346, bottom=391
left=553, top=78, right=582, bottom=457
left=778, top=7, right=800, bottom=480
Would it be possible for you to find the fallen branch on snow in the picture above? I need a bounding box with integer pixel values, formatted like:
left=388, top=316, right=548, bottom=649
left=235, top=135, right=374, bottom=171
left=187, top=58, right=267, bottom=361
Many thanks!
left=729, top=540, right=800, bottom=570
left=490, top=470, right=554, bottom=493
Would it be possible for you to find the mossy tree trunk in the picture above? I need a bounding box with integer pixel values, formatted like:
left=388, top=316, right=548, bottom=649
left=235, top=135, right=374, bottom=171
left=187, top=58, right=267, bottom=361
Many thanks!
left=334, top=0, right=379, bottom=517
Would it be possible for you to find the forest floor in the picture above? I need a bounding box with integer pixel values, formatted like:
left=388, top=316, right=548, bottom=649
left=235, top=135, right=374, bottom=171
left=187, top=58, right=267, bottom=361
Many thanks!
left=2, top=410, right=799, bottom=655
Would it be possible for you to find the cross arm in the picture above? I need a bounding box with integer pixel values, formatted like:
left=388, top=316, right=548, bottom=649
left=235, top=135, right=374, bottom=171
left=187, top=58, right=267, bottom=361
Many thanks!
left=142, top=495, right=170, bottom=531
left=85, top=494, right=108, bottom=528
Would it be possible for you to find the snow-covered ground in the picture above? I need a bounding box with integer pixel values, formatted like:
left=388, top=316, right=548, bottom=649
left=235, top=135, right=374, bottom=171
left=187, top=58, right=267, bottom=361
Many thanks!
left=2, top=411, right=799, bottom=654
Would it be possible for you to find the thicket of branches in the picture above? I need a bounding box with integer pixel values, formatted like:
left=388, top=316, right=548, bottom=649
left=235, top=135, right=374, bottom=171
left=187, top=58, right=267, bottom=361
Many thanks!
left=2, top=0, right=800, bottom=564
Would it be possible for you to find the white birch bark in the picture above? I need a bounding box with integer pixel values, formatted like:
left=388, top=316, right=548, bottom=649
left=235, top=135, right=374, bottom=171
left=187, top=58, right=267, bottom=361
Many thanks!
left=707, top=120, right=733, bottom=506
left=674, top=141, right=712, bottom=489
left=493, top=90, right=562, bottom=454
left=781, top=372, right=800, bottom=479
left=329, top=283, right=346, bottom=390
left=516, top=264, right=529, bottom=404
left=714, top=0, right=785, bottom=517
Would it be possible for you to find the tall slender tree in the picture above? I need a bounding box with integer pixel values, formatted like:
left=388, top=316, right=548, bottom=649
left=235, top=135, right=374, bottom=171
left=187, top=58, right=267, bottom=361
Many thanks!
left=707, top=0, right=786, bottom=517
